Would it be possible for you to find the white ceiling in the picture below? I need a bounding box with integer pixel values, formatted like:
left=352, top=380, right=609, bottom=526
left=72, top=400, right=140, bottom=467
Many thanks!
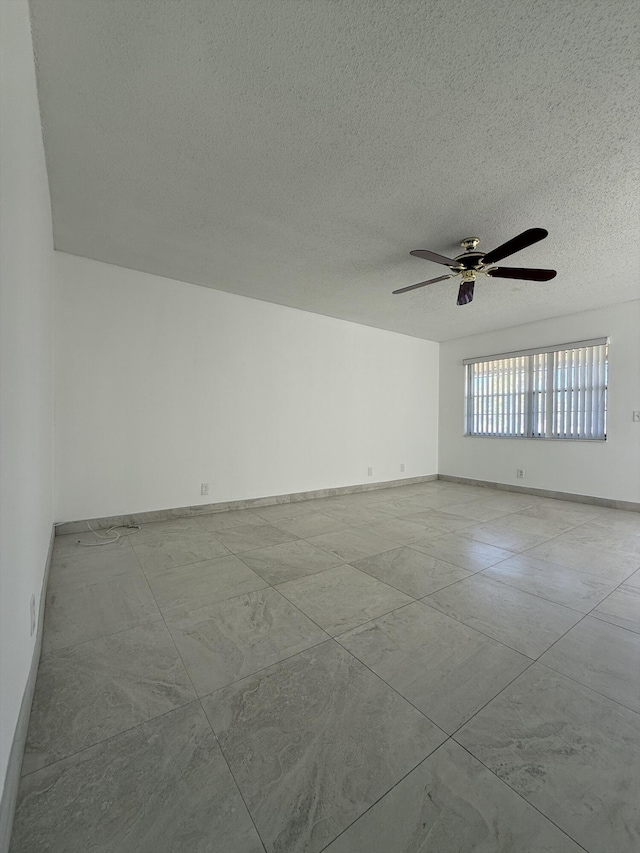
left=30, top=0, right=640, bottom=341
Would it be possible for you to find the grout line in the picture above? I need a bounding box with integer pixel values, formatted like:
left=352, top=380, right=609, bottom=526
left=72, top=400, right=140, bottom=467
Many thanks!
left=450, top=741, right=591, bottom=853
left=197, top=698, right=268, bottom=853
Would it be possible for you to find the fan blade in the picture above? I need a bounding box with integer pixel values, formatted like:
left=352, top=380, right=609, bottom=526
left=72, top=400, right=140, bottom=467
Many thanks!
left=410, top=249, right=462, bottom=268
left=481, top=228, right=548, bottom=264
left=392, top=273, right=456, bottom=295
left=457, top=281, right=475, bottom=305
left=488, top=267, right=557, bottom=281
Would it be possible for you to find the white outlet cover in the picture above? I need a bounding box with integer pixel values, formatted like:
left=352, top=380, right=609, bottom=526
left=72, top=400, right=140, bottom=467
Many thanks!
left=633, top=411, right=640, bottom=422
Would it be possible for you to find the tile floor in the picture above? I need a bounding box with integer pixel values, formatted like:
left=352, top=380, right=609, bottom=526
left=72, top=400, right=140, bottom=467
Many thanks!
left=10, top=481, right=640, bottom=853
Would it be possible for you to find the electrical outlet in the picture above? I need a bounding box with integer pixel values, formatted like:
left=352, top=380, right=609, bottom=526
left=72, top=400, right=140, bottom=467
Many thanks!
left=633, top=411, right=640, bottom=422
left=400, top=463, right=405, bottom=472
left=200, top=483, right=209, bottom=496
left=30, top=594, right=36, bottom=636
left=367, top=467, right=373, bottom=477
left=516, top=469, right=525, bottom=479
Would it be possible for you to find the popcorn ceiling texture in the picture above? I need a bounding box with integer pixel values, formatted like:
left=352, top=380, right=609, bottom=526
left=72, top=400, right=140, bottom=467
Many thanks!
left=29, top=0, right=640, bottom=341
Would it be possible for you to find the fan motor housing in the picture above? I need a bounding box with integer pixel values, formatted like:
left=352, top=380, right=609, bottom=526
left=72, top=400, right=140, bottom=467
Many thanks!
left=455, top=251, right=484, bottom=269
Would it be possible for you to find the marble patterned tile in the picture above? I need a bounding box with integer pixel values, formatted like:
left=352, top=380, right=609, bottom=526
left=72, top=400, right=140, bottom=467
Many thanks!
left=591, top=508, right=640, bottom=533
left=211, top=522, right=299, bottom=553
left=625, top=568, right=640, bottom=589
left=11, top=703, right=263, bottom=853
left=523, top=539, right=638, bottom=583
left=423, top=574, right=581, bottom=658
left=202, top=641, right=445, bottom=853
left=456, top=664, right=640, bottom=853
left=251, top=502, right=317, bottom=522
left=539, top=616, right=640, bottom=712
left=352, top=547, right=472, bottom=598
left=134, top=517, right=207, bottom=541
left=305, top=527, right=398, bottom=563
left=338, top=602, right=530, bottom=733
left=554, top=522, right=640, bottom=557
left=195, top=508, right=265, bottom=532
left=463, top=511, right=568, bottom=551
left=23, top=621, right=196, bottom=773
left=592, top=584, right=640, bottom=632
left=277, top=565, right=413, bottom=636
left=323, top=739, right=583, bottom=853
left=49, top=535, right=140, bottom=588
left=166, top=588, right=328, bottom=696
left=238, top=539, right=343, bottom=584
left=144, top=554, right=268, bottom=616
left=411, top=533, right=515, bottom=572
left=402, top=508, right=475, bottom=532
left=359, top=517, right=445, bottom=545
left=132, top=527, right=230, bottom=572
left=43, top=570, right=161, bottom=651
left=320, top=504, right=394, bottom=526
left=481, top=554, right=617, bottom=613
left=438, top=500, right=518, bottom=522
left=522, top=499, right=607, bottom=526
left=268, top=511, right=351, bottom=538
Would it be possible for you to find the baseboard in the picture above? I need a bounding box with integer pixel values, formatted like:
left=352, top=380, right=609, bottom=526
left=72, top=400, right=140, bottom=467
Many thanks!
left=0, top=526, right=55, bottom=853
left=54, top=474, right=439, bottom=535
left=437, top=475, right=640, bottom=512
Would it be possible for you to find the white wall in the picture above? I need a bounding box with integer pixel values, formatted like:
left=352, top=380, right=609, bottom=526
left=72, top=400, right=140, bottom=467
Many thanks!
left=54, top=253, right=439, bottom=521
left=439, top=301, right=640, bottom=503
left=0, top=0, right=54, bottom=814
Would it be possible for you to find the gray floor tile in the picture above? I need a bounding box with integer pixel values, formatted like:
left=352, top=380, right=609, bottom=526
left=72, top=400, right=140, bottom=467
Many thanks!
left=539, top=616, right=640, bottom=712
left=592, top=584, right=640, bottom=633
left=268, top=511, right=350, bottom=538
left=135, top=518, right=206, bottom=541
left=43, top=570, right=161, bottom=651
left=239, top=539, right=343, bottom=584
left=212, top=522, right=298, bottom=553
left=202, top=641, right=445, bottom=853
left=338, top=602, right=530, bottom=733
left=482, top=554, right=617, bottom=613
left=424, top=574, right=581, bottom=658
left=195, top=508, right=264, bottom=532
left=166, top=588, right=328, bottom=696
left=456, top=664, right=640, bottom=853
left=132, top=528, right=230, bottom=572
left=323, top=739, right=583, bottom=853
left=359, top=517, right=445, bottom=545
left=411, top=533, right=515, bottom=572
left=11, top=703, right=263, bottom=853
left=145, top=554, right=268, bottom=616
left=554, top=523, right=640, bottom=557
left=439, top=499, right=518, bottom=522
left=305, top=527, right=398, bottom=563
left=624, top=567, right=640, bottom=589
left=320, top=504, right=394, bottom=526
left=277, top=565, right=413, bottom=636
left=49, top=536, right=139, bottom=588
left=462, top=515, right=565, bottom=552
left=402, top=508, right=475, bottom=532
left=522, top=499, right=607, bottom=526
left=352, top=547, right=472, bottom=598
left=251, top=501, right=318, bottom=522
left=524, top=539, right=638, bottom=583
left=23, top=622, right=196, bottom=774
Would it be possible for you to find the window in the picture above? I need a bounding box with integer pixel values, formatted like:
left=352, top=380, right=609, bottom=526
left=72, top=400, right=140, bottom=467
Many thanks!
left=464, top=338, right=608, bottom=440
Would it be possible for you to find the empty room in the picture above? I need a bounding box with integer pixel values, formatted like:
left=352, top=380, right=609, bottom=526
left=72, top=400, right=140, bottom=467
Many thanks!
left=1, top=1, right=639, bottom=851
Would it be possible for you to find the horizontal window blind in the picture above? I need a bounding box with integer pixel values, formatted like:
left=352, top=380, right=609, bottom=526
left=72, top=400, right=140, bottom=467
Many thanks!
left=465, top=339, right=608, bottom=440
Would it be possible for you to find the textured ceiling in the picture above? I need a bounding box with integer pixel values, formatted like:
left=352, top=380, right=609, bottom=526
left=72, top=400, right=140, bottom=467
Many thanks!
left=30, top=0, right=640, bottom=341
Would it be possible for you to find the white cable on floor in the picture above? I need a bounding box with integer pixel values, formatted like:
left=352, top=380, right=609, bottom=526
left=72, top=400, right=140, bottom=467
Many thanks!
left=75, top=521, right=142, bottom=546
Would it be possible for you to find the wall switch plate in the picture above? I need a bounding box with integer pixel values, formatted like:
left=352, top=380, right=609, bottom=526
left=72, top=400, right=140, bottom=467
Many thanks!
left=30, top=594, right=36, bottom=636
left=367, top=467, right=373, bottom=477
left=516, top=469, right=525, bottom=479
left=400, top=463, right=405, bottom=472
left=200, top=483, right=209, bottom=496
left=633, top=411, right=640, bottom=422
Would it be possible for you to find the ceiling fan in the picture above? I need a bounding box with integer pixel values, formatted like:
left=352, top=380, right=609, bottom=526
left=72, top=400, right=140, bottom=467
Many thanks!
left=393, top=228, right=556, bottom=306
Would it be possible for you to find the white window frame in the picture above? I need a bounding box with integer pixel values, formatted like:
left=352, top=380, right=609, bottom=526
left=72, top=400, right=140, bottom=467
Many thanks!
left=464, top=338, right=608, bottom=441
